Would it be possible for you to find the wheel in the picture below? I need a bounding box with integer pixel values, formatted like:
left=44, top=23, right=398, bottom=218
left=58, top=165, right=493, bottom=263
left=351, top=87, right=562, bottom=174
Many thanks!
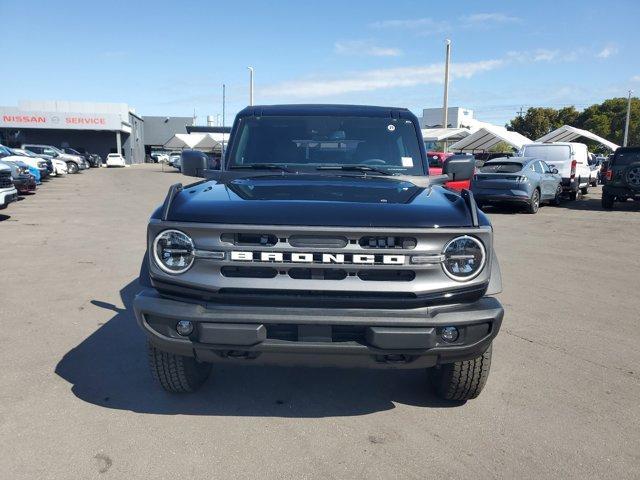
left=590, top=178, right=597, bottom=187
left=429, top=344, right=492, bottom=401
left=569, top=188, right=578, bottom=201
left=602, top=192, right=614, bottom=210
left=67, top=162, right=79, bottom=174
left=550, top=184, right=563, bottom=206
left=526, top=189, right=540, bottom=214
left=147, top=341, right=211, bottom=393
left=581, top=185, right=589, bottom=195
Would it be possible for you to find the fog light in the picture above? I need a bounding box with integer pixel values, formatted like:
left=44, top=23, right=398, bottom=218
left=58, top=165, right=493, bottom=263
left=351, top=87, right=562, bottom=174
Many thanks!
left=176, top=320, right=194, bottom=336
left=441, top=326, right=459, bottom=343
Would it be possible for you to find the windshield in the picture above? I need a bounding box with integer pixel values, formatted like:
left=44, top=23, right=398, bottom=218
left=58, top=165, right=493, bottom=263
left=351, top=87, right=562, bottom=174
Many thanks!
left=479, top=162, right=523, bottom=173
left=613, top=150, right=640, bottom=166
left=227, top=115, right=425, bottom=175
left=521, top=145, right=570, bottom=163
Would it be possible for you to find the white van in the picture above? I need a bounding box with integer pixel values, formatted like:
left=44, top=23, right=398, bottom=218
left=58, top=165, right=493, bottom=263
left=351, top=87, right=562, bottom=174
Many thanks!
left=519, top=142, right=592, bottom=200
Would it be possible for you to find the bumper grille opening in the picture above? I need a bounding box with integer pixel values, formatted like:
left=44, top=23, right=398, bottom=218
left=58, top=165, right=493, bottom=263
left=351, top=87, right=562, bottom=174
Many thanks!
left=266, top=324, right=366, bottom=343
left=359, top=236, right=417, bottom=249
left=221, top=266, right=278, bottom=278
left=288, top=268, right=348, bottom=280
left=358, top=270, right=416, bottom=282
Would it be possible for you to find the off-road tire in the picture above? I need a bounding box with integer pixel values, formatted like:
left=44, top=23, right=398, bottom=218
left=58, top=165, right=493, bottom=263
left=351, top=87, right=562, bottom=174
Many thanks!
left=602, top=192, right=615, bottom=210
left=580, top=185, right=589, bottom=195
left=147, top=341, right=211, bottom=393
left=526, top=189, right=540, bottom=214
left=430, top=344, right=492, bottom=401
left=67, top=162, right=79, bottom=174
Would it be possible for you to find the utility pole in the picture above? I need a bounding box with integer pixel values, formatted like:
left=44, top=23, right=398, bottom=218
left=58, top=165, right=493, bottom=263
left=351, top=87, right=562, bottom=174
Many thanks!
left=247, top=66, right=254, bottom=106
left=222, top=84, right=226, bottom=129
left=623, top=89, right=633, bottom=147
left=518, top=106, right=525, bottom=118
left=442, top=39, right=451, bottom=130
left=222, top=83, right=226, bottom=157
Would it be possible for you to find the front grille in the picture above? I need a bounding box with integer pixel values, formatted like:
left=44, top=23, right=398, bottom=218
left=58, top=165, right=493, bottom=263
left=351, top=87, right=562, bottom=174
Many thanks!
left=0, top=171, right=12, bottom=188
left=150, top=222, right=493, bottom=307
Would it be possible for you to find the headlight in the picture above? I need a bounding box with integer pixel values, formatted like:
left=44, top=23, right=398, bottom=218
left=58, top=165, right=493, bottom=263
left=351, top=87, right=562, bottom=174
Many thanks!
left=152, top=230, right=195, bottom=274
left=442, top=236, right=486, bottom=281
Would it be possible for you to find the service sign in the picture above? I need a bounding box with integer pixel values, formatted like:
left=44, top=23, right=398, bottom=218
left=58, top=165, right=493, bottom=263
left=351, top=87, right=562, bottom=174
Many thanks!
left=0, top=107, right=124, bottom=131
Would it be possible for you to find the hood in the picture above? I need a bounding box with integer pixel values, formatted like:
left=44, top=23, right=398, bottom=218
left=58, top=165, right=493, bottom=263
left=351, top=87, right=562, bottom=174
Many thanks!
left=164, top=174, right=482, bottom=228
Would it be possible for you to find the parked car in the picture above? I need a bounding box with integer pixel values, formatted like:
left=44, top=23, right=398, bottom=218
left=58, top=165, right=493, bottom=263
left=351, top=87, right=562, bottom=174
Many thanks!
left=12, top=148, right=67, bottom=176
left=588, top=155, right=606, bottom=185
left=22, top=144, right=87, bottom=173
left=519, top=142, right=591, bottom=200
left=0, top=145, right=47, bottom=181
left=151, top=153, right=169, bottom=163
left=0, top=162, right=18, bottom=210
left=106, top=153, right=126, bottom=167
left=0, top=159, right=37, bottom=194
left=601, top=147, right=640, bottom=209
left=60, top=147, right=97, bottom=168
left=168, top=152, right=181, bottom=169
left=471, top=157, right=562, bottom=213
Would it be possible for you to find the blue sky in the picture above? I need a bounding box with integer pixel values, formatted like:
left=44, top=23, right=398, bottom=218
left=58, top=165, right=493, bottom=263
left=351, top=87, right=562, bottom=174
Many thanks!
left=1, top=0, right=639, bottom=124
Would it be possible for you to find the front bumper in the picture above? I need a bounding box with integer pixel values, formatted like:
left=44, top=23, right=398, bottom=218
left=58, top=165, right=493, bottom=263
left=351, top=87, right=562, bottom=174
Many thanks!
left=0, top=187, right=18, bottom=208
left=134, top=288, right=503, bottom=369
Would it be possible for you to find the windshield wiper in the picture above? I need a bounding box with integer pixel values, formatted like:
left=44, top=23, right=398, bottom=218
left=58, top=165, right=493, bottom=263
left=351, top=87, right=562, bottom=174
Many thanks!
left=230, top=163, right=292, bottom=172
left=316, top=165, right=393, bottom=176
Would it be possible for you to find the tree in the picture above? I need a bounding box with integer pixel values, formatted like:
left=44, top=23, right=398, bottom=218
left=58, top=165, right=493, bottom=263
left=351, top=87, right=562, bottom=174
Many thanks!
left=507, top=97, right=640, bottom=151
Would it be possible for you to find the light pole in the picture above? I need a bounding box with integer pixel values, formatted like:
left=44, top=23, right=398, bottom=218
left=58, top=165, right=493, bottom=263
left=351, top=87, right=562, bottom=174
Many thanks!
left=247, top=66, right=254, bottom=106
left=623, top=89, right=633, bottom=147
left=442, top=39, right=451, bottom=131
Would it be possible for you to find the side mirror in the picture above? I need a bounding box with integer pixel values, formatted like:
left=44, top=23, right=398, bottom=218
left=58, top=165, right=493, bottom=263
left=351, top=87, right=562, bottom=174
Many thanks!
left=552, top=168, right=559, bottom=174
left=443, top=156, right=475, bottom=182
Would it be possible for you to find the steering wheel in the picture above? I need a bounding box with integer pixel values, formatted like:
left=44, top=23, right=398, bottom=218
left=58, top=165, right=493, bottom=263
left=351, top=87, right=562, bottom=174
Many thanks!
left=361, top=159, right=386, bottom=165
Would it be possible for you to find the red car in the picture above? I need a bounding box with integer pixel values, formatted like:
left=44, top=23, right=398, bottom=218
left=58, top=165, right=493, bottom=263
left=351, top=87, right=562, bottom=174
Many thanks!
left=427, top=151, right=471, bottom=191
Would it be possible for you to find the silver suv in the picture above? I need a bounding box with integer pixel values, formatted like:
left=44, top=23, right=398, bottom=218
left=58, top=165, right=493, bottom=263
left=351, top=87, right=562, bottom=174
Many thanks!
left=22, top=144, right=88, bottom=174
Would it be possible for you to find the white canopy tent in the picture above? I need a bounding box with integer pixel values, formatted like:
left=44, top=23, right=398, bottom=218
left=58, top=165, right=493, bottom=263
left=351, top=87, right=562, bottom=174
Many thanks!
left=449, top=125, right=532, bottom=152
left=421, top=128, right=472, bottom=143
left=193, top=132, right=228, bottom=152
left=163, top=133, right=207, bottom=150
left=536, top=125, right=619, bottom=151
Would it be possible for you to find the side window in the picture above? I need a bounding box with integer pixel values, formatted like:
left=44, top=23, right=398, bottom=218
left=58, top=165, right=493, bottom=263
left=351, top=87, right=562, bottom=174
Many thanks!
left=533, top=161, right=544, bottom=174
left=541, top=161, right=552, bottom=173
left=43, top=148, right=56, bottom=156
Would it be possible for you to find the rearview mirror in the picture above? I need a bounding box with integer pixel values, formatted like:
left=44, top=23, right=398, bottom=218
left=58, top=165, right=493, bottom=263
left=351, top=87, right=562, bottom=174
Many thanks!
left=442, top=155, right=475, bottom=182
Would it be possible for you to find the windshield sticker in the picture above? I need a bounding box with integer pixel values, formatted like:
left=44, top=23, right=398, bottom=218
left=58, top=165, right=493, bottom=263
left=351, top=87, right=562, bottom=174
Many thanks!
left=387, top=124, right=396, bottom=132
left=401, top=157, right=414, bottom=167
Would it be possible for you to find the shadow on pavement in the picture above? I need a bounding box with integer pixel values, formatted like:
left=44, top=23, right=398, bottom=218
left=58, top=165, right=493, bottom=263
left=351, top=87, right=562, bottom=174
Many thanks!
left=55, top=279, right=459, bottom=417
left=0, top=214, right=10, bottom=221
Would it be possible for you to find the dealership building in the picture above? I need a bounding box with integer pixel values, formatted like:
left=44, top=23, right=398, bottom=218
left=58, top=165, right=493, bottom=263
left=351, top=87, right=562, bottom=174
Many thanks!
left=0, top=100, right=146, bottom=164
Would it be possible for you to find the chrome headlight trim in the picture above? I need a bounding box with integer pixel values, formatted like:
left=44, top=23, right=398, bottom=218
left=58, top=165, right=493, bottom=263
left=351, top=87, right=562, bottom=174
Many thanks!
left=152, top=229, right=195, bottom=275
left=441, top=235, right=486, bottom=282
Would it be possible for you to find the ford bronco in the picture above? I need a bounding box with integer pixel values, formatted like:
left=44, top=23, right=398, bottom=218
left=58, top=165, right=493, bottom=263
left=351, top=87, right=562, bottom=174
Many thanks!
left=134, top=105, right=504, bottom=401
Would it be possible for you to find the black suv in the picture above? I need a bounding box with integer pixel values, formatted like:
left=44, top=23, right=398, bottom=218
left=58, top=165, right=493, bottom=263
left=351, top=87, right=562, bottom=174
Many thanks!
left=602, top=147, right=640, bottom=209
left=134, top=104, right=504, bottom=402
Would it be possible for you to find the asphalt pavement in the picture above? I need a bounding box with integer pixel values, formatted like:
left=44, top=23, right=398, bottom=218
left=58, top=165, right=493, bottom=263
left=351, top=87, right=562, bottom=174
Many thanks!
left=0, top=164, right=638, bottom=479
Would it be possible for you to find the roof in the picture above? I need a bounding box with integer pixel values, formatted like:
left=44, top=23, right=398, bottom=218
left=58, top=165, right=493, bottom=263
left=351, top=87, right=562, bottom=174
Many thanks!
left=237, top=104, right=414, bottom=118
left=535, top=125, right=619, bottom=151
left=422, top=127, right=471, bottom=142
left=449, top=125, right=532, bottom=152
left=186, top=125, right=232, bottom=134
